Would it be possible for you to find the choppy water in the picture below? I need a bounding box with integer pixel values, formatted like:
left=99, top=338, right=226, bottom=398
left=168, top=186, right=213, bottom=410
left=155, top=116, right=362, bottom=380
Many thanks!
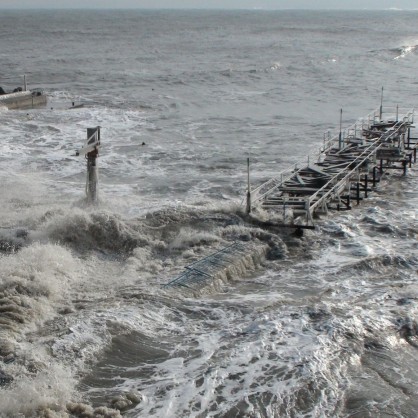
left=0, top=9, right=417, bottom=418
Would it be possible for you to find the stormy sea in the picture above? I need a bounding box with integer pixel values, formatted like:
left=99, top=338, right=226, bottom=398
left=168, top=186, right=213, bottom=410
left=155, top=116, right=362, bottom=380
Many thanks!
left=0, top=8, right=417, bottom=418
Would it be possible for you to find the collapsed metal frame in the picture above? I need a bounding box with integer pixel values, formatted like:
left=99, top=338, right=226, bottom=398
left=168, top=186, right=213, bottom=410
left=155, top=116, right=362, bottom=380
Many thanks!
left=163, top=242, right=248, bottom=289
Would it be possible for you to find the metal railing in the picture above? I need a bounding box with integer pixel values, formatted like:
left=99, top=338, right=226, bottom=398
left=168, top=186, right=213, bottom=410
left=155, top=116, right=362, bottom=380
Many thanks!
left=307, top=117, right=412, bottom=218
left=163, top=242, right=247, bottom=289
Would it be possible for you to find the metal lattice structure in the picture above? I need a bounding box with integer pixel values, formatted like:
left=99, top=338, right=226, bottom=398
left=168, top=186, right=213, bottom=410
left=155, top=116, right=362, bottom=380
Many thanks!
left=163, top=242, right=248, bottom=290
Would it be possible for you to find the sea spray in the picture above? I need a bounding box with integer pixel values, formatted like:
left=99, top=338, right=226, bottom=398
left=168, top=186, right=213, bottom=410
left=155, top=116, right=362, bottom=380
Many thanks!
left=0, top=244, right=82, bottom=417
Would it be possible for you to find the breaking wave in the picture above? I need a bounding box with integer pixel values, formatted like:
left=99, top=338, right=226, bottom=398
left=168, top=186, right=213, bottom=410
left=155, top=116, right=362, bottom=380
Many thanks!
left=392, top=43, right=418, bottom=60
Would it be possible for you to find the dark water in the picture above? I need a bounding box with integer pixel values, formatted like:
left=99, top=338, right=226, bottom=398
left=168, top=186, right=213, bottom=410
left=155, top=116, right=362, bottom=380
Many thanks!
left=0, top=9, right=417, bottom=418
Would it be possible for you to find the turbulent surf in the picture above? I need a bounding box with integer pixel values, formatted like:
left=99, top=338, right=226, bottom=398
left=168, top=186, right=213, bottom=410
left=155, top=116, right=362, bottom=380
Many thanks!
left=0, top=9, right=417, bottom=418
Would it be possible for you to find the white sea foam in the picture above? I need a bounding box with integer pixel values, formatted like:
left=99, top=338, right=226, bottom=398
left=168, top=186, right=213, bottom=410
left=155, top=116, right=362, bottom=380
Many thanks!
left=0, top=243, right=83, bottom=416
left=0, top=362, right=76, bottom=417
left=393, top=42, right=418, bottom=60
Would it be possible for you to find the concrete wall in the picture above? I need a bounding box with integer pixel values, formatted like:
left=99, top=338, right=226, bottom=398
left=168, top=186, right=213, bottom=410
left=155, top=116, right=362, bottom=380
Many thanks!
left=0, top=91, right=47, bottom=110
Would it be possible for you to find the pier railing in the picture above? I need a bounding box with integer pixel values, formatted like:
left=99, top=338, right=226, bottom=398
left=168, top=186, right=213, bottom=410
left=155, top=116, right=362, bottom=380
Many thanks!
left=307, top=115, right=414, bottom=222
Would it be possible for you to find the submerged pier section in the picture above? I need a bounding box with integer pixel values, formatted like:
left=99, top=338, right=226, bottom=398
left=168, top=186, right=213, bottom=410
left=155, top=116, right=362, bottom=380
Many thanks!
left=163, top=241, right=270, bottom=291
left=246, top=106, right=417, bottom=227
left=163, top=242, right=249, bottom=290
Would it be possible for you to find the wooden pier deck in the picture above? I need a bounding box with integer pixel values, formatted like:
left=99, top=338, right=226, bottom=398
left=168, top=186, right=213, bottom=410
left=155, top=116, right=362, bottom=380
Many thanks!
left=246, top=106, right=417, bottom=228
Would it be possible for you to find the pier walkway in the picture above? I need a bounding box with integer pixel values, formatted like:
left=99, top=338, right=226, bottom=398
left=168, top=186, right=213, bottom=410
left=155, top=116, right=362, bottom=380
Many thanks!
left=246, top=106, right=417, bottom=228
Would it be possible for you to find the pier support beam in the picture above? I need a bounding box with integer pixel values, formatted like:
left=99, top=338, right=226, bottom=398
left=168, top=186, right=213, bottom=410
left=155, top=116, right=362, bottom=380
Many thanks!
left=372, top=166, right=378, bottom=187
left=337, top=195, right=351, bottom=211
left=246, top=157, right=251, bottom=214
left=356, top=182, right=361, bottom=205
left=364, top=175, right=368, bottom=198
left=338, top=108, right=343, bottom=150
left=379, top=86, right=384, bottom=120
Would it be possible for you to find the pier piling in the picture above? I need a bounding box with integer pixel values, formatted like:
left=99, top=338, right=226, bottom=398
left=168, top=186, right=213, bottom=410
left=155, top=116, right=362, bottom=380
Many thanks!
left=246, top=157, right=252, bottom=214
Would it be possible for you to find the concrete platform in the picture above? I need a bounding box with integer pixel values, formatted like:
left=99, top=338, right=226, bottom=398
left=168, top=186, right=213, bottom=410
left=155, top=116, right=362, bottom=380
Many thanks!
left=0, top=89, right=47, bottom=110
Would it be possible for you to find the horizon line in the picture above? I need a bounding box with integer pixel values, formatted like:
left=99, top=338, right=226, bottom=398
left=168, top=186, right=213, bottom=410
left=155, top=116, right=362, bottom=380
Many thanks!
left=0, top=7, right=417, bottom=11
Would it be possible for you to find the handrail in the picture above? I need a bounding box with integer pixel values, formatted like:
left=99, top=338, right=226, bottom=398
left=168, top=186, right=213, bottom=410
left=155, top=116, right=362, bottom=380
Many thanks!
left=307, top=118, right=411, bottom=215
left=307, top=143, right=383, bottom=215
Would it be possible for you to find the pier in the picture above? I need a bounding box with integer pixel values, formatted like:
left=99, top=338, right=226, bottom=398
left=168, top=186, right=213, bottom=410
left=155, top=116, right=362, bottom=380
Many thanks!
left=245, top=106, right=417, bottom=228
left=165, top=104, right=417, bottom=291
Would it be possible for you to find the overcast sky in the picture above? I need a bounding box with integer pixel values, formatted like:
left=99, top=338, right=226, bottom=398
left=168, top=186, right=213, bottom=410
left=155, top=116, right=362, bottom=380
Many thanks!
left=0, top=0, right=417, bottom=9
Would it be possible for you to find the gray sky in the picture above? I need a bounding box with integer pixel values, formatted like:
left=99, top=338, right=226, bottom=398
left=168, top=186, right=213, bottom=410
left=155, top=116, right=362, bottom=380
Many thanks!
left=0, top=0, right=417, bottom=9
